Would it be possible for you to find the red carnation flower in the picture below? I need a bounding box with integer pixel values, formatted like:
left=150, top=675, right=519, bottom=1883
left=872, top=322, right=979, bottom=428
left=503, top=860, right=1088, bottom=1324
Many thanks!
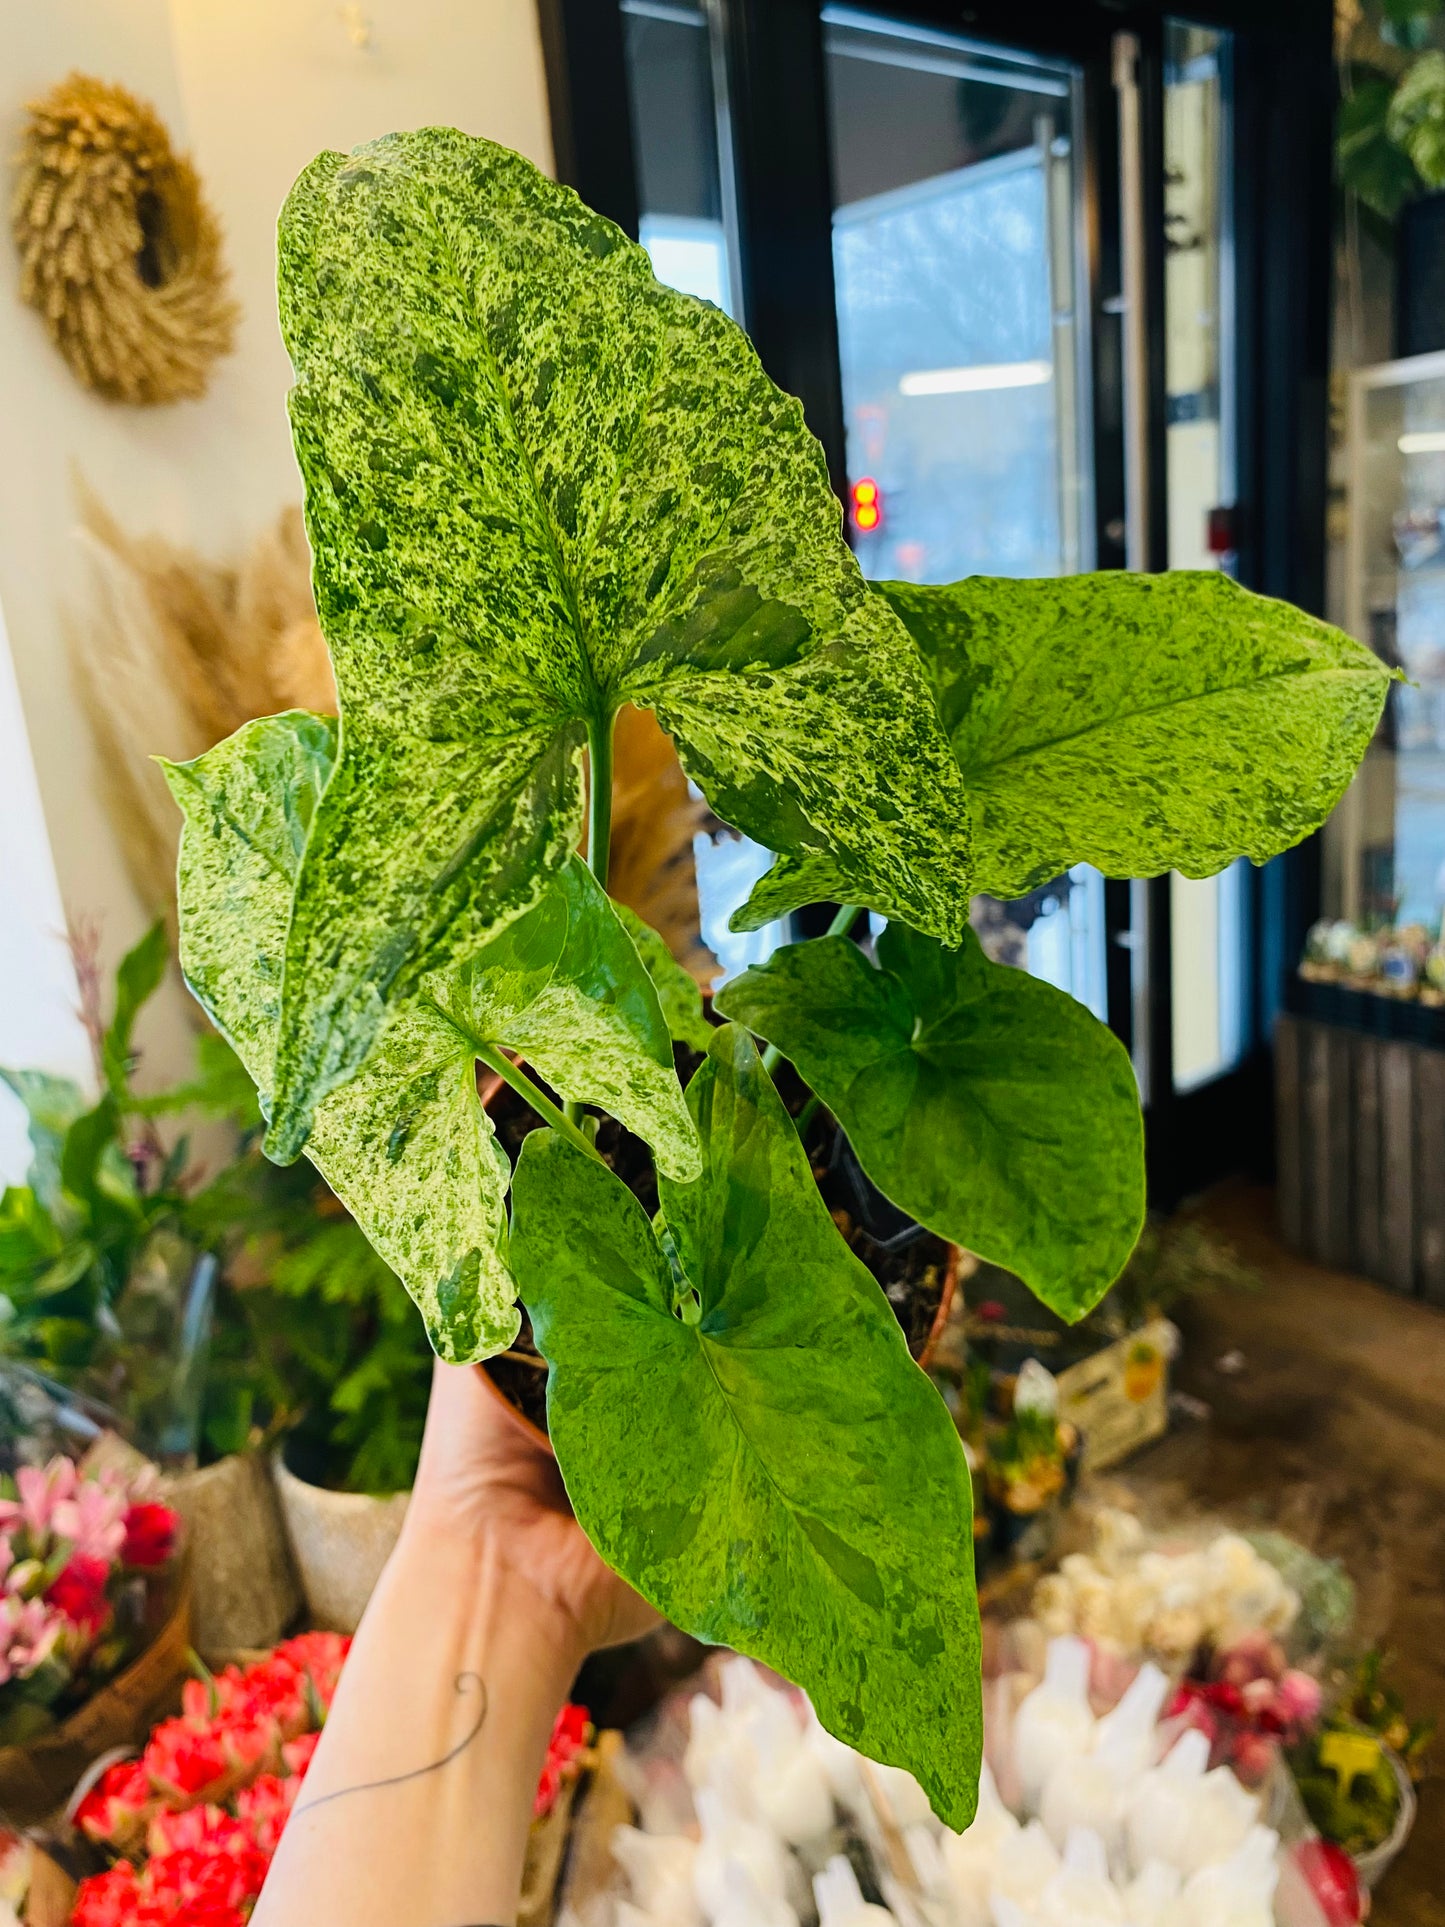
left=122, top=1501, right=179, bottom=1568
left=46, top=1553, right=112, bottom=1635
left=75, top=1758, right=153, bottom=1846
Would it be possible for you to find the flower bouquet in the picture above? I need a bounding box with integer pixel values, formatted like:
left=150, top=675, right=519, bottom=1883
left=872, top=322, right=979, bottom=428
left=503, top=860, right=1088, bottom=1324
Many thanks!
left=0, top=1454, right=184, bottom=1822
left=65, top=1634, right=590, bottom=1925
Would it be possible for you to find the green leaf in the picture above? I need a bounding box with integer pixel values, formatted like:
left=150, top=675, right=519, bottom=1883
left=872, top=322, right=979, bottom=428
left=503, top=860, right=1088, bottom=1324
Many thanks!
left=59, top=1098, right=124, bottom=1214
left=266, top=127, right=972, bottom=1158
left=717, top=927, right=1144, bottom=1319
left=0, top=1071, right=87, bottom=1215
left=163, top=721, right=698, bottom=1359
left=1389, top=51, right=1445, bottom=187
left=434, top=861, right=700, bottom=1181
left=102, top=921, right=169, bottom=1097
left=163, top=713, right=516, bottom=1364
left=137, top=1032, right=265, bottom=1130
left=511, top=1025, right=981, bottom=1827
left=1339, top=68, right=1424, bottom=220
left=878, top=572, right=1395, bottom=898
left=614, top=906, right=713, bottom=1053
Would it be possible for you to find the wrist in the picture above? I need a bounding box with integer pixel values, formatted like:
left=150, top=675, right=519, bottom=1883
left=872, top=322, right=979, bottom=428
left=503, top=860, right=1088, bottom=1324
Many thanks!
left=389, top=1509, right=590, bottom=1683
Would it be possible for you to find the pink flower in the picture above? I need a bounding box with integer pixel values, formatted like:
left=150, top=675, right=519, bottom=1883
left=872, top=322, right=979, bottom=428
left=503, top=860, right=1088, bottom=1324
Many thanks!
left=52, top=1479, right=128, bottom=1563
left=0, top=1458, right=77, bottom=1540
left=0, top=1592, right=65, bottom=1684
left=1275, top=1668, right=1324, bottom=1731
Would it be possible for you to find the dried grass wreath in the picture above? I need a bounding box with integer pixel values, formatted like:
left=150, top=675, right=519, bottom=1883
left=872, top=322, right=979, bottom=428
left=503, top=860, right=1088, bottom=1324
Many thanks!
left=11, top=73, right=238, bottom=405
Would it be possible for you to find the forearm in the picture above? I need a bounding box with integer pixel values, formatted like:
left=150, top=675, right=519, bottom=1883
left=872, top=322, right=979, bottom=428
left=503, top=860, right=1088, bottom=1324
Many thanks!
left=251, top=1519, right=583, bottom=1927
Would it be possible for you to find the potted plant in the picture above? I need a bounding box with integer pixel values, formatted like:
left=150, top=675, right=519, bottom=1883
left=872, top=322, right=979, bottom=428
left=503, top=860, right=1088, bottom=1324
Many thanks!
left=163, top=129, right=1390, bottom=1826
left=191, top=1145, right=432, bottom=1635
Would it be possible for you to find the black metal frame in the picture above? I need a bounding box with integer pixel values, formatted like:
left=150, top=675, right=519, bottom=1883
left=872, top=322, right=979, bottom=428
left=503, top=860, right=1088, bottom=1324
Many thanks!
left=543, top=0, right=1338, bottom=1205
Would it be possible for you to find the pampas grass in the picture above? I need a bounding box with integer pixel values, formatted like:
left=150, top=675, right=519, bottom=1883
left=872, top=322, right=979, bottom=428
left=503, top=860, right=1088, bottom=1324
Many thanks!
left=70, top=484, right=330, bottom=919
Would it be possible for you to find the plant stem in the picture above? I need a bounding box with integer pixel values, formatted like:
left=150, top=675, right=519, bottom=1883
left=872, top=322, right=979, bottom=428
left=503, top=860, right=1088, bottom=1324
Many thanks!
left=586, top=707, right=615, bottom=893
left=565, top=708, right=618, bottom=1126
left=474, top=1039, right=604, bottom=1165
left=761, top=904, right=861, bottom=1073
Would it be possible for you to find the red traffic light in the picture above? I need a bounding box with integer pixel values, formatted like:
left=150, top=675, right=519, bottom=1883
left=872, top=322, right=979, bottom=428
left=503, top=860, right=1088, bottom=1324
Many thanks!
left=851, top=476, right=882, bottom=533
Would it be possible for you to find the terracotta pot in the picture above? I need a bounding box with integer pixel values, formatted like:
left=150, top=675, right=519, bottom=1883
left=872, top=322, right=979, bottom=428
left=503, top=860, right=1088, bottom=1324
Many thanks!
left=164, top=1452, right=300, bottom=1659
left=271, top=1451, right=409, bottom=1635
left=0, top=1569, right=191, bottom=1827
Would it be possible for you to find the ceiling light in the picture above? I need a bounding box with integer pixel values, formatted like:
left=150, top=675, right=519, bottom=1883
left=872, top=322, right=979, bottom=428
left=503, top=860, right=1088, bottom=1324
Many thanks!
left=898, top=359, right=1052, bottom=397
left=1398, top=430, right=1445, bottom=454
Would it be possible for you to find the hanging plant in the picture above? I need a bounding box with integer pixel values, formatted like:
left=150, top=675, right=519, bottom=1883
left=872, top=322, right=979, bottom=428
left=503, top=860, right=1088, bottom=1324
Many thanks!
left=10, top=73, right=238, bottom=405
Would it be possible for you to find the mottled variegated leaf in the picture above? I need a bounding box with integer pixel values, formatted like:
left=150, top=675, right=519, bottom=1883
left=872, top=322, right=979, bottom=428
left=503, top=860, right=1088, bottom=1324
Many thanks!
left=162, top=713, right=517, bottom=1363
left=433, top=861, right=699, bottom=1181
left=511, top=1026, right=981, bottom=1828
left=165, top=721, right=698, bottom=1354
left=615, top=905, right=713, bottom=1053
left=878, top=571, right=1394, bottom=897
left=717, top=926, right=1144, bottom=1319
left=267, top=127, right=971, bottom=1157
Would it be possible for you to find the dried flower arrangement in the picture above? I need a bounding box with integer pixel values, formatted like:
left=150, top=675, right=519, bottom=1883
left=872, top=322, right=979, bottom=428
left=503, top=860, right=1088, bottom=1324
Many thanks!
left=11, top=75, right=237, bottom=405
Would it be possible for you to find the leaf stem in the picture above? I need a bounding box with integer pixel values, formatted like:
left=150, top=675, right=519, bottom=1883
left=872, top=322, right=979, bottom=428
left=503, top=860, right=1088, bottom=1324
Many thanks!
left=761, top=904, right=861, bottom=1072
left=565, top=707, right=618, bottom=1127
left=586, top=707, right=615, bottom=894
left=474, top=1039, right=604, bottom=1165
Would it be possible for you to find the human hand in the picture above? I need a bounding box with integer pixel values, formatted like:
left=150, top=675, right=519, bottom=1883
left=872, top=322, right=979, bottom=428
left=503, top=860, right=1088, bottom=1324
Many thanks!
left=403, top=1359, right=659, bottom=1662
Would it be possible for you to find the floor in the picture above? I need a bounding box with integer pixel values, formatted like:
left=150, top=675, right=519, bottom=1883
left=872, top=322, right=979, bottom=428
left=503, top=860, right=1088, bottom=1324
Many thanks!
left=1123, top=1182, right=1445, bottom=1924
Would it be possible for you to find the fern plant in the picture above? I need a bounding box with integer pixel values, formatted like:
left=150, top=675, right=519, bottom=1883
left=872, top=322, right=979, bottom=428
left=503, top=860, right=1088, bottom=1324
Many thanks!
left=164, top=130, right=1390, bottom=1823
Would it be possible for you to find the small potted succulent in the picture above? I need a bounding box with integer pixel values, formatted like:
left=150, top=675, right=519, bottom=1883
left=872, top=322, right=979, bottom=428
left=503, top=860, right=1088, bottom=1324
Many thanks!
left=164, top=129, right=1389, bottom=1825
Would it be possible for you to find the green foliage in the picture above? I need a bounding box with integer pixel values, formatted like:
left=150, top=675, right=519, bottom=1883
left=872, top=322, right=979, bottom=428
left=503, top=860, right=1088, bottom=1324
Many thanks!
left=1340, top=70, right=1426, bottom=219
left=511, top=1027, right=981, bottom=1827
left=152, top=126, right=1391, bottom=1817
left=0, top=921, right=431, bottom=1494
left=717, top=925, right=1144, bottom=1319
left=264, top=128, right=973, bottom=1156
left=167, top=716, right=696, bottom=1363
left=616, top=905, right=714, bottom=1053
left=878, top=572, right=1393, bottom=898
left=191, top=1150, right=431, bottom=1495
left=1388, top=47, right=1445, bottom=182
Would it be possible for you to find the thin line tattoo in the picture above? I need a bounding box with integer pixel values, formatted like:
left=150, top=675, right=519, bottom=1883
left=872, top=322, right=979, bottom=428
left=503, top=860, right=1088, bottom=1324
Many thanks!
left=291, top=1672, right=488, bottom=1818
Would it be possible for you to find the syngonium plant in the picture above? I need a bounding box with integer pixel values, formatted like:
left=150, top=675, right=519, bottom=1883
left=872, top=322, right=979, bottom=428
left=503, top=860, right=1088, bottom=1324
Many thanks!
left=163, top=129, right=1390, bottom=1827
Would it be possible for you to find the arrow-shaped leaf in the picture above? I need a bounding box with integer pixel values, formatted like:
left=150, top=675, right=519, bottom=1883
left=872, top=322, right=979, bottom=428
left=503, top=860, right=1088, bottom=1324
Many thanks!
left=511, top=1025, right=981, bottom=1828
left=163, top=715, right=697, bottom=1360
left=267, top=127, right=971, bottom=1157
left=878, top=571, right=1394, bottom=898
left=163, top=712, right=514, bottom=1363
left=717, top=925, right=1145, bottom=1319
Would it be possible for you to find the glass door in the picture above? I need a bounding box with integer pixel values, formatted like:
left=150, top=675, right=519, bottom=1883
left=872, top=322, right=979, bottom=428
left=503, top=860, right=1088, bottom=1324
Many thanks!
left=822, top=5, right=1110, bottom=1023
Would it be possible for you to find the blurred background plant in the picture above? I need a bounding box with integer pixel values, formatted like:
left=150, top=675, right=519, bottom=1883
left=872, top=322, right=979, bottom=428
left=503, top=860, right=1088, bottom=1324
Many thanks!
left=0, top=924, right=430, bottom=1493
left=1337, top=0, right=1445, bottom=223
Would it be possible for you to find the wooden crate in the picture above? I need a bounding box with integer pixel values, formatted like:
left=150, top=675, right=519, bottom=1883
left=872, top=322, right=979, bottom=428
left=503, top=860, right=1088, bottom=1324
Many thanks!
left=1276, top=1013, right=1445, bottom=1304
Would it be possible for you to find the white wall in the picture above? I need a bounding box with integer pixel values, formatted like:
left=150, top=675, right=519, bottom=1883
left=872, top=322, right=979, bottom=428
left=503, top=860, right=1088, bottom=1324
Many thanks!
left=0, top=0, right=553, bottom=1173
